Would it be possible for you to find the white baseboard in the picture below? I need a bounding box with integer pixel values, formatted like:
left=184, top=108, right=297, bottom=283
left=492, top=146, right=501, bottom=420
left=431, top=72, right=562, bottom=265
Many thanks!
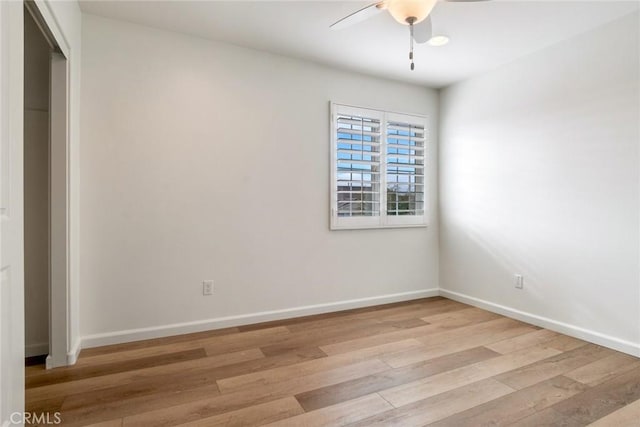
left=81, top=289, right=439, bottom=349
left=439, top=289, right=640, bottom=357
left=25, top=342, right=48, bottom=358
left=42, top=339, right=81, bottom=369
left=67, top=339, right=81, bottom=365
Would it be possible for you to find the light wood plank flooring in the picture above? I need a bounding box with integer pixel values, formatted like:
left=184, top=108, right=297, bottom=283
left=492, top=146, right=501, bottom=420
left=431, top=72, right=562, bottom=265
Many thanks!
left=25, top=297, right=640, bottom=426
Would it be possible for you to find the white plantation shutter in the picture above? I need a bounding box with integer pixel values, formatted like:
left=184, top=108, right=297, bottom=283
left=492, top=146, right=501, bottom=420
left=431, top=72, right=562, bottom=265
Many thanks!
left=331, top=104, right=383, bottom=229
left=330, top=103, right=427, bottom=230
left=384, top=112, right=427, bottom=226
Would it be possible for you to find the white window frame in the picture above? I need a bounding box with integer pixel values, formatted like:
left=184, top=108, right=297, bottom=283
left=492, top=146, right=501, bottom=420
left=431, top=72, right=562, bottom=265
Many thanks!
left=330, top=102, right=428, bottom=230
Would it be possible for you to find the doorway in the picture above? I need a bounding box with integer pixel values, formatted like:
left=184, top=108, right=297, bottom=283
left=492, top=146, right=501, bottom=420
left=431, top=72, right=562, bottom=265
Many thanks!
left=23, top=1, right=70, bottom=369
left=24, top=5, right=50, bottom=364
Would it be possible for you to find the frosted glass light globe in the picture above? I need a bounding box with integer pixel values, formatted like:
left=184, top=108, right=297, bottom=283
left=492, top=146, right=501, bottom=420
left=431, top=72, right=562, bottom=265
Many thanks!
left=387, top=0, right=438, bottom=25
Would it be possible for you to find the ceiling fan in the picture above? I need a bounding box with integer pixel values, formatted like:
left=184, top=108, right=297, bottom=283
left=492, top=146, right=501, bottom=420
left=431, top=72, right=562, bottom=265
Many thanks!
left=331, top=0, right=490, bottom=70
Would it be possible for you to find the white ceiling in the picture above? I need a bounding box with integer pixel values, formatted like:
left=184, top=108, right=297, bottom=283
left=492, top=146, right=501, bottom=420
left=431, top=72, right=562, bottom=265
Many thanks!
left=79, top=0, right=639, bottom=88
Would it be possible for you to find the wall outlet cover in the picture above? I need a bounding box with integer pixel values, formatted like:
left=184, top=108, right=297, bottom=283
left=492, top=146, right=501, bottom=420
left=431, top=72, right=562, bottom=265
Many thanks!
left=203, top=280, right=214, bottom=296
left=514, top=274, right=524, bottom=289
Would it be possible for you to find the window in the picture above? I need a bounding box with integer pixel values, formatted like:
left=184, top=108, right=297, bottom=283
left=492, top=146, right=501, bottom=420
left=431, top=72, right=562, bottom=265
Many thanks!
left=330, top=103, right=427, bottom=230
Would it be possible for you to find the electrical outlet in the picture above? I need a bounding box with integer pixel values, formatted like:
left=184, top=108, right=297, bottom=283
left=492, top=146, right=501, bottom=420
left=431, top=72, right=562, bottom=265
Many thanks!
left=203, top=280, right=214, bottom=296
left=514, top=274, right=524, bottom=289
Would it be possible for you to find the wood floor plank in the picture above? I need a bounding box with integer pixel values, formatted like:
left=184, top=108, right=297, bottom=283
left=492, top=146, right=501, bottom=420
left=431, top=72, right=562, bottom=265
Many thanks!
left=414, top=317, right=532, bottom=348
left=74, top=341, right=216, bottom=367
left=320, top=312, right=523, bottom=358
left=80, top=326, right=286, bottom=362
left=200, top=326, right=293, bottom=356
left=348, top=378, right=514, bottom=427
left=176, top=397, right=304, bottom=427
left=316, top=312, right=508, bottom=358
left=284, top=299, right=464, bottom=334
left=349, top=299, right=467, bottom=325
left=59, top=384, right=221, bottom=427
left=378, top=344, right=561, bottom=407
left=427, top=375, right=588, bottom=427
left=564, top=351, right=640, bottom=386
left=264, top=394, right=392, bottom=427
left=259, top=317, right=420, bottom=357
left=84, top=420, right=124, bottom=427
left=84, top=420, right=123, bottom=427
left=77, top=345, right=198, bottom=368
left=27, top=348, right=207, bottom=388
left=216, top=340, right=418, bottom=393
left=587, top=398, right=640, bottom=426
left=494, top=344, right=610, bottom=390
left=27, top=346, right=314, bottom=403
left=508, top=407, right=584, bottom=427
left=77, top=326, right=288, bottom=364
left=544, top=335, right=589, bottom=352
left=59, top=347, right=321, bottom=412
left=381, top=318, right=537, bottom=368
left=550, top=366, right=640, bottom=424
left=59, top=365, right=221, bottom=412
left=420, top=307, right=502, bottom=329
left=320, top=318, right=533, bottom=360
left=25, top=395, right=65, bottom=416
left=25, top=364, right=46, bottom=377
left=485, top=329, right=560, bottom=354
left=236, top=297, right=454, bottom=333
left=318, top=322, right=448, bottom=356
left=79, top=327, right=240, bottom=357
left=385, top=318, right=429, bottom=329
left=295, top=346, right=500, bottom=412
left=121, top=359, right=390, bottom=427
left=194, top=348, right=266, bottom=370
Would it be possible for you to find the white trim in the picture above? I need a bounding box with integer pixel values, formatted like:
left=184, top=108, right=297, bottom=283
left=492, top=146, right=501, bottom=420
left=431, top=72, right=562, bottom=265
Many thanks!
left=27, top=3, right=73, bottom=369
left=0, top=1, right=25, bottom=423
left=47, top=51, right=70, bottom=369
left=81, top=289, right=439, bottom=349
left=439, top=289, right=640, bottom=357
left=25, top=342, right=48, bottom=358
left=330, top=222, right=429, bottom=231
left=66, top=339, right=80, bottom=365
left=32, top=0, right=71, bottom=58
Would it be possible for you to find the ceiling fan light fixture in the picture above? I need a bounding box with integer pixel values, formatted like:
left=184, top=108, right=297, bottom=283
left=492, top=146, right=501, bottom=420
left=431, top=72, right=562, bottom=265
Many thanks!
left=428, top=35, right=450, bottom=46
left=387, top=0, right=438, bottom=25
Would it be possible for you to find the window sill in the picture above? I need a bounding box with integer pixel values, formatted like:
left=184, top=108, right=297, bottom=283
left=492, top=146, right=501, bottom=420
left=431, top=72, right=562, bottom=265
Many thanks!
left=330, top=223, right=429, bottom=231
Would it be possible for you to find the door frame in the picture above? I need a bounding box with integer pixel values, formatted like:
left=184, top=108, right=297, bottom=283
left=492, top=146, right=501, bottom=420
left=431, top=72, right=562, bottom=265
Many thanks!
left=24, top=0, right=71, bottom=369
left=0, top=1, right=26, bottom=422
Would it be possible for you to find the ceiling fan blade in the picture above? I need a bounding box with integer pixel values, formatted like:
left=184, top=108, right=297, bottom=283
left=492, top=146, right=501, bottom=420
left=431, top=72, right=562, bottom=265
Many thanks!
left=330, top=2, right=385, bottom=30
left=413, top=16, right=433, bottom=44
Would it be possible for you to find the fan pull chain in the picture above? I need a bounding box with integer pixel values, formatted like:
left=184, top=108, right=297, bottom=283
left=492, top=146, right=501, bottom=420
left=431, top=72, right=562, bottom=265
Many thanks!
left=407, top=17, right=416, bottom=71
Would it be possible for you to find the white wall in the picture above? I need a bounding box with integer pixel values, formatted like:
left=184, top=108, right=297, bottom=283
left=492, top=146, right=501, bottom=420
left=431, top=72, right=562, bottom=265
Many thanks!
left=80, top=14, right=439, bottom=343
left=439, top=12, right=640, bottom=355
left=24, top=11, right=50, bottom=358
